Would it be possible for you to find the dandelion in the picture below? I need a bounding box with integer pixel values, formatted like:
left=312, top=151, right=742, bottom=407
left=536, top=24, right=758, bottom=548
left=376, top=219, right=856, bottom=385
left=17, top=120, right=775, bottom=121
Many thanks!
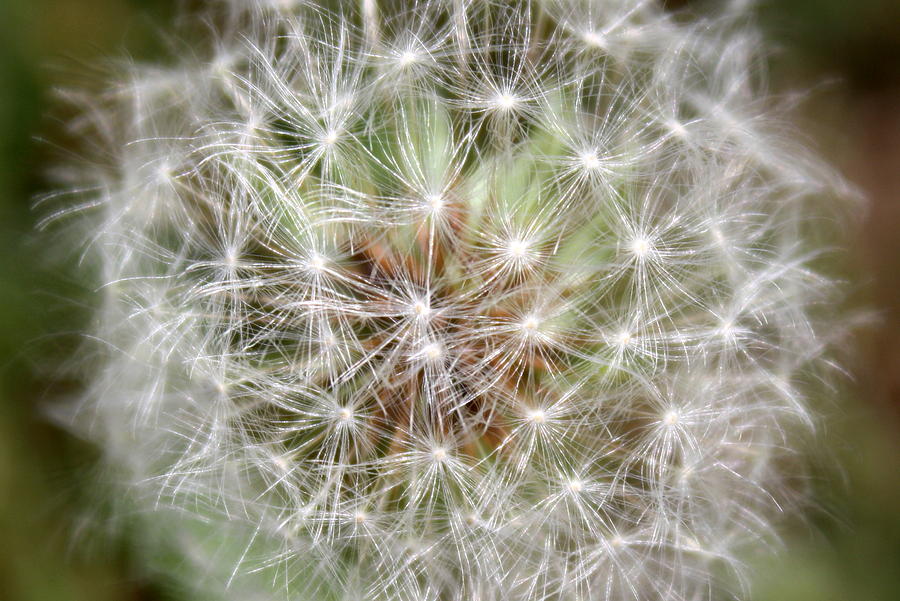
left=45, top=1, right=855, bottom=600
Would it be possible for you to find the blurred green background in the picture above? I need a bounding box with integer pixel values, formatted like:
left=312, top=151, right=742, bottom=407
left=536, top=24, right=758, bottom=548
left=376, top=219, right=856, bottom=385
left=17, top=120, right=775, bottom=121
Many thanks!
left=0, top=1, right=897, bottom=600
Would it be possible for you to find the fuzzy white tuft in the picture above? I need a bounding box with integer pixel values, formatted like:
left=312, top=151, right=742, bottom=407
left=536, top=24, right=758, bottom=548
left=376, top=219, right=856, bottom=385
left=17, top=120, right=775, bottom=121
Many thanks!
left=45, top=1, right=854, bottom=600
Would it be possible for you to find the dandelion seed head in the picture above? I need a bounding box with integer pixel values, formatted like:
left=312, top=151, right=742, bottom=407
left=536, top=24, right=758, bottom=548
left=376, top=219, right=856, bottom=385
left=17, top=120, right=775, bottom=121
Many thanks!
left=507, top=238, right=529, bottom=257
left=630, top=236, right=653, bottom=258
left=321, top=130, right=340, bottom=146
left=493, top=92, right=519, bottom=111
left=412, top=299, right=431, bottom=318
left=583, top=30, right=607, bottom=49
left=307, top=253, right=326, bottom=272
left=155, top=161, right=173, bottom=183
left=47, top=1, right=856, bottom=600
left=502, top=237, right=540, bottom=272
left=520, top=315, right=540, bottom=332
left=526, top=409, right=546, bottom=424
left=424, top=193, right=444, bottom=213
left=224, top=249, right=239, bottom=268
left=717, top=316, right=743, bottom=346
left=421, top=342, right=442, bottom=361
left=710, top=225, right=725, bottom=244
left=398, top=50, right=419, bottom=67
left=579, top=150, right=601, bottom=170
left=663, top=410, right=680, bottom=427
left=668, top=119, right=688, bottom=138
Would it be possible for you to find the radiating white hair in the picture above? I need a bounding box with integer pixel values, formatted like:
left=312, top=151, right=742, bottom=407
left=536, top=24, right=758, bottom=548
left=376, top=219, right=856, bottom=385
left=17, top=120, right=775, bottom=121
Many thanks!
left=44, top=1, right=856, bottom=599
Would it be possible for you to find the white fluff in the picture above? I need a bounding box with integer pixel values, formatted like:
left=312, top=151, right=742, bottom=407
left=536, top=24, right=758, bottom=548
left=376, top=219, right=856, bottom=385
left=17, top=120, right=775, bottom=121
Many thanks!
left=45, top=1, right=854, bottom=600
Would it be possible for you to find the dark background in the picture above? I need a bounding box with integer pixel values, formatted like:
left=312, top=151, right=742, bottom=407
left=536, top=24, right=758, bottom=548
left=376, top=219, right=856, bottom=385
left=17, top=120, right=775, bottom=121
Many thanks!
left=1, top=1, right=898, bottom=599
